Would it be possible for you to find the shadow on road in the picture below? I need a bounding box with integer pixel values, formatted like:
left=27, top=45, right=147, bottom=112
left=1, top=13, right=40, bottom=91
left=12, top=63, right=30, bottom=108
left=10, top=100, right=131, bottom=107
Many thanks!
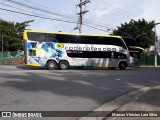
left=16, top=65, right=139, bottom=71
left=0, top=67, right=160, bottom=112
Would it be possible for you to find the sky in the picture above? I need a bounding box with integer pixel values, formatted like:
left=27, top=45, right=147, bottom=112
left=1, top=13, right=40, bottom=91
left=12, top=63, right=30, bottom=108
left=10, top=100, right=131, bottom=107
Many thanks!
left=0, top=0, right=160, bottom=36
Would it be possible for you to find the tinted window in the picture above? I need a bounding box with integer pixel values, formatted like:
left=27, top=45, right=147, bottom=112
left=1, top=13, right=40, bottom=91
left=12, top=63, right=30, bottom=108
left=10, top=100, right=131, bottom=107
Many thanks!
left=80, top=36, right=95, bottom=44
left=47, top=34, right=58, bottom=42
left=55, top=34, right=65, bottom=43
left=27, top=32, right=46, bottom=41
left=94, top=37, right=126, bottom=48
left=122, top=37, right=137, bottom=47
left=56, top=35, right=125, bottom=47
left=63, top=35, right=81, bottom=43
left=67, top=50, right=127, bottom=59
left=56, top=34, right=94, bottom=44
left=27, top=32, right=126, bottom=49
left=67, top=51, right=111, bottom=58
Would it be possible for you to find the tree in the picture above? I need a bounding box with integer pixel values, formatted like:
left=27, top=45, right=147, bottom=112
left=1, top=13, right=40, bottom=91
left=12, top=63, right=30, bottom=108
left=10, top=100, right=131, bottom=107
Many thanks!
left=113, top=19, right=155, bottom=48
left=0, top=19, right=32, bottom=51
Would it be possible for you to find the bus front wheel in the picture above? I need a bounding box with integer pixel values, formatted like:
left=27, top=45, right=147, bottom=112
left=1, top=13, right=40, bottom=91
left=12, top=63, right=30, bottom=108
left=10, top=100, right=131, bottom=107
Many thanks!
left=119, top=62, right=127, bottom=70
left=59, top=61, right=69, bottom=70
left=47, top=61, right=57, bottom=70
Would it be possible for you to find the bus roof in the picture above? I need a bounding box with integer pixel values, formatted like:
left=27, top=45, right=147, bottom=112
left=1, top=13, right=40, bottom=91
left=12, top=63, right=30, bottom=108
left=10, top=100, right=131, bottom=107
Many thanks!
left=23, top=29, right=121, bottom=38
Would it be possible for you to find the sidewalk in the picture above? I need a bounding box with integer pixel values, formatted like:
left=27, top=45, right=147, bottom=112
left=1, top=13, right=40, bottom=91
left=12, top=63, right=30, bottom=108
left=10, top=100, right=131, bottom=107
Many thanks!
left=0, top=64, right=45, bottom=70
left=107, top=85, right=160, bottom=120
left=140, top=65, right=160, bottom=67
left=80, top=85, right=160, bottom=120
left=0, top=64, right=27, bottom=69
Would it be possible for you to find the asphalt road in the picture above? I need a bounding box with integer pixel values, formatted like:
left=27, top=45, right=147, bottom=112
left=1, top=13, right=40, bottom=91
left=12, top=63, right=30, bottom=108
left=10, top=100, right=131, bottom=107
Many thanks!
left=0, top=66, right=160, bottom=120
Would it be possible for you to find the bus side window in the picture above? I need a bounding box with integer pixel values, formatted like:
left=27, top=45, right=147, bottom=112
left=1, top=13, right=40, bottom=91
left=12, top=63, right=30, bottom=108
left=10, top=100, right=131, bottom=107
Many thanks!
left=72, top=35, right=81, bottom=44
left=80, top=36, right=95, bottom=44
left=47, top=34, right=58, bottom=42
left=97, top=37, right=106, bottom=44
left=65, top=35, right=80, bottom=44
left=27, top=32, right=47, bottom=42
left=56, top=34, right=65, bottom=43
left=75, top=36, right=80, bottom=44
left=64, top=35, right=74, bottom=43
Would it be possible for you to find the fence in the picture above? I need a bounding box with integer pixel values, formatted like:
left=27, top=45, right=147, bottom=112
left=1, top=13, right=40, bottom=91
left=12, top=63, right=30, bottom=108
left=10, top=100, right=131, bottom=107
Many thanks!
left=140, top=55, right=160, bottom=65
left=0, top=51, right=24, bottom=64
left=0, top=51, right=159, bottom=65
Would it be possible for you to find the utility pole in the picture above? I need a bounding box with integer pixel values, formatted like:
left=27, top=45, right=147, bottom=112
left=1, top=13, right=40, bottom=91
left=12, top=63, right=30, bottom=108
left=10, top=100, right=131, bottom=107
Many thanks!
left=154, top=25, right=157, bottom=67
left=79, top=0, right=83, bottom=34
left=153, top=22, right=160, bottom=67
left=77, top=0, right=90, bottom=34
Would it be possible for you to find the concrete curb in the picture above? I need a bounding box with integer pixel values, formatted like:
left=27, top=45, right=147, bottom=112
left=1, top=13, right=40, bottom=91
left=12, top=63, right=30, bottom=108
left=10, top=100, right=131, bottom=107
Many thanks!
left=140, top=66, right=160, bottom=67
left=79, top=85, right=160, bottom=120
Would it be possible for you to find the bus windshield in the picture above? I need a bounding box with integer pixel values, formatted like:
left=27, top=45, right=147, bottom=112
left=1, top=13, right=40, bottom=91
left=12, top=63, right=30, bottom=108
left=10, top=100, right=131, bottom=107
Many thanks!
left=122, top=36, right=137, bottom=48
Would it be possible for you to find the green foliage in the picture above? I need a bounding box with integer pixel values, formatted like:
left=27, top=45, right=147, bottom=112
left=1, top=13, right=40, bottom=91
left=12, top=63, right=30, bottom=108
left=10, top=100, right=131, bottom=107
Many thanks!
left=0, top=19, right=30, bottom=51
left=113, top=19, right=155, bottom=48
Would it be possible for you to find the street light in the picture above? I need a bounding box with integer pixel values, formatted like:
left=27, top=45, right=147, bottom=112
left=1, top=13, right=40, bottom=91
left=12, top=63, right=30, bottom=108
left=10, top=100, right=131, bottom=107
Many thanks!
left=124, top=32, right=134, bottom=39
left=153, top=22, right=160, bottom=67
left=70, top=27, right=78, bottom=32
left=124, top=32, right=146, bottom=41
left=134, top=33, right=147, bottom=41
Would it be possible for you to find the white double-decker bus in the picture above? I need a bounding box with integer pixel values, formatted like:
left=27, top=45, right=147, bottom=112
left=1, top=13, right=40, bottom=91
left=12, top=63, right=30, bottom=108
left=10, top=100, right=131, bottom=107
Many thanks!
left=23, top=30, right=142, bottom=70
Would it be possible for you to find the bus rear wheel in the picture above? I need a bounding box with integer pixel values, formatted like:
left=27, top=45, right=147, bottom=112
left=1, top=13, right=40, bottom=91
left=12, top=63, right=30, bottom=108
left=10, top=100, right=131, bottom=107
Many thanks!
left=59, top=61, right=69, bottom=70
left=47, top=61, right=57, bottom=70
left=119, top=62, right=127, bottom=70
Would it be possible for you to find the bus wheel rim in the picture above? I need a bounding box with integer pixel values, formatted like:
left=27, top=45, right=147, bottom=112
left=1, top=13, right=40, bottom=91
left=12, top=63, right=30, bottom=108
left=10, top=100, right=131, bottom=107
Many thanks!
left=61, top=64, right=66, bottom=69
left=50, top=63, right=55, bottom=68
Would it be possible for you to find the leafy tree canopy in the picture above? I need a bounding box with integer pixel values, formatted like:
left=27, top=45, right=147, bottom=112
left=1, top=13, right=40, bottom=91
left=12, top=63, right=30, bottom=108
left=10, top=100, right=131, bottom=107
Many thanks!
left=0, top=19, right=32, bottom=51
left=113, top=18, right=155, bottom=48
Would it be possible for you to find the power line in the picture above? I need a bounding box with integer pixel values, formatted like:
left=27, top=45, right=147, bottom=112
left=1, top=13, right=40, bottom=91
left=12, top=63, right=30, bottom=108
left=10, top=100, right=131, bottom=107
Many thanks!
left=0, top=3, right=50, bottom=18
left=90, top=2, right=127, bottom=18
left=85, top=24, right=111, bottom=32
left=0, top=7, right=112, bottom=33
left=25, top=0, right=78, bottom=20
left=5, top=0, right=114, bottom=32
left=101, top=0, right=136, bottom=18
left=93, top=0, right=134, bottom=18
left=5, top=0, right=77, bottom=21
left=84, top=19, right=113, bottom=30
left=0, top=7, right=77, bottom=23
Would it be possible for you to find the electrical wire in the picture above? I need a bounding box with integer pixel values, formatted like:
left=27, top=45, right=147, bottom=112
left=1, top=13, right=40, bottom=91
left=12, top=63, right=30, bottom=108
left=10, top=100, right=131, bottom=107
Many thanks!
left=0, top=7, right=112, bottom=32
left=101, top=0, right=136, bottom=17
left=6, top=0, right=78, bottom=21
left=2, top=0, right=114, bottom=32
left=25, top=0, right=77, bottom=19
left=93, top=0, right=134, bottom=18
left=21, top=0, right=114, bottom=30
left=0, top=7, right=77, bottom=23
left=0, top=3, right=51, bottom=18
